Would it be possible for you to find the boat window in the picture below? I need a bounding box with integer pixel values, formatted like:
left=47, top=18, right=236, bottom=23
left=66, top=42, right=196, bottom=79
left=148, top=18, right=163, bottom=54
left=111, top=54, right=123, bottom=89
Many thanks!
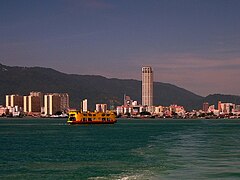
left=102, top=118, right=106, bottom=121
left=70, top=117, right=76, bottom=121
left=88, top=118, right=92, bottom=121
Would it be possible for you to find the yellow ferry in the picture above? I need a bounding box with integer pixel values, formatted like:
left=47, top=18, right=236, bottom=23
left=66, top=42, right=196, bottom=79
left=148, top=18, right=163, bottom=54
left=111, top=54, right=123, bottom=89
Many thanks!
left=67, top=111, right=117, bottom=124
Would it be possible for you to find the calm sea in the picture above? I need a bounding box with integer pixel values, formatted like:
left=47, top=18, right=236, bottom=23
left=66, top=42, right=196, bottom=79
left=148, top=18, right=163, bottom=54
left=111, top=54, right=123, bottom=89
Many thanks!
left=0, top=118, right=239, bottom=179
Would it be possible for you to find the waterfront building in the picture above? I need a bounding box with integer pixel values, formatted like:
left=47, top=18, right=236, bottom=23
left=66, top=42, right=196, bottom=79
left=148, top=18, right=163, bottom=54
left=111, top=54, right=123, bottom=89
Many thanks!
left=5, top=94, right=23, bottom=108
left=154, top=106, right=164, bottom=117
left=23, top=96, right=28, bottom=113
left=142, top=66, right=153, bottom=109
left=218, top=101, right=222, bottom=112
left=116, top=106, right=123, bottom=116
left=116, top=95, right=144, bottom=116
left=23, top=92, right=44, bottom=114
left=116, top=104, right=144, bottom=116
left=96, top=104, right=107, bottom=113
left=0, top=106, right=7, bottom=116
left=203, top=102, right=209, bottom=112
left=23, top=95, right=41, bottom=114
left=154, top=106, right=164, bottom=115
left=132, top=101, right=138, bottom=106
left=169, top=104, right=185, bottom=116
left=59, top=93, right=69, bottom=112
left=132, top=105, right=141, bottom=114
left=235, top=105, right=240, bottom=112
left=30, top=91, right=44, bottom=108
left=44, top=93, right=69, bottom=116
left=44, top=94, right=60, bottom=116
left=82, top=99, right=88, bottom=112
left=218, top=102, right=235, bottom=114
left=8, top=106, right=22, bottom=117
left=124, top=106, right=133, bottom=115
left=208, top=105, right=215, bottom=112
left=124, top=94, right=132, bottom=106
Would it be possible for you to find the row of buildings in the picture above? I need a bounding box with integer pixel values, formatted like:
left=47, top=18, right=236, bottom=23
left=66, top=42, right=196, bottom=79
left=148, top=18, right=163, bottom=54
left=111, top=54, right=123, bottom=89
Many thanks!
left=81, top=99, right=108, bottom=113
left=0, top=93, right=110, bottom=117
left=116, top=94, right=185, bottom=118
left=116, top=94, right=240, bottom=118
left=1, top=92, right=69, bottom=117
left=202, top=101, right=240, bottom=117
left=1, top=66, right=239, bottom=119
left=116, top=66, right=240, bottom=118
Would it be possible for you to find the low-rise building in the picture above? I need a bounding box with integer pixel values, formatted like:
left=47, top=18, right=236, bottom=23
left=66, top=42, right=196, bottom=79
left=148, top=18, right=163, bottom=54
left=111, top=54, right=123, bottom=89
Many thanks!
left=96, top=104, right=107, bottom=113
left=0, top=106, right=7, bottom=116
left=218, top=101, right=235, bottom=114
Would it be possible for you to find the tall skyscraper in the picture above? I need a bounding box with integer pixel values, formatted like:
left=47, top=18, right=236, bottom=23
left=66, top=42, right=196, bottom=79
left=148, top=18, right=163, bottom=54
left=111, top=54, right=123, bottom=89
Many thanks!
left=142, top=66, right=153, bottom=107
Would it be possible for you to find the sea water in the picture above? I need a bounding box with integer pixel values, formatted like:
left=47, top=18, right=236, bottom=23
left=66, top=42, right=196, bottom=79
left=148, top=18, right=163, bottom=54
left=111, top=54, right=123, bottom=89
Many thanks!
left=0, top=118, right=240, bottom=179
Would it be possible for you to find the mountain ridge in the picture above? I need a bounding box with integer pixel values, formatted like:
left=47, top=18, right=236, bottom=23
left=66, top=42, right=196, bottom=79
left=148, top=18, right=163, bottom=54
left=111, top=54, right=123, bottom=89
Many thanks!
left=0, top=63, right=239, bottom=110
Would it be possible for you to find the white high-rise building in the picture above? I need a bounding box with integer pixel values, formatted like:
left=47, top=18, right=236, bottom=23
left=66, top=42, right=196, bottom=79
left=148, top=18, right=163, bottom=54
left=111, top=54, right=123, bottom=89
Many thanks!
left=142, top=66, right=153, bottom=107
left=82, top=99, right=88, bottom=112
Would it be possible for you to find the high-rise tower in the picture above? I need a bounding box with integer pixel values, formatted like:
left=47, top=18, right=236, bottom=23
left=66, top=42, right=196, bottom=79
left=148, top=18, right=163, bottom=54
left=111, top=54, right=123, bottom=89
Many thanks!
left=142, top=66, right=153, bottom=107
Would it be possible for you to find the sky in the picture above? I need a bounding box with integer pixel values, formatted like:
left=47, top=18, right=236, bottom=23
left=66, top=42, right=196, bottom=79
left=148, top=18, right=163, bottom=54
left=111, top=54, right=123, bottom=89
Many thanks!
left=1, top=0, right=240, bottom=96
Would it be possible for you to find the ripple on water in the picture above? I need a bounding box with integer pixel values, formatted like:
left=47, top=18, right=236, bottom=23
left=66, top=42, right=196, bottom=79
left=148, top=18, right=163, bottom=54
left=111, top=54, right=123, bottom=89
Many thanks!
left=0, top=119, right=240, bottom=179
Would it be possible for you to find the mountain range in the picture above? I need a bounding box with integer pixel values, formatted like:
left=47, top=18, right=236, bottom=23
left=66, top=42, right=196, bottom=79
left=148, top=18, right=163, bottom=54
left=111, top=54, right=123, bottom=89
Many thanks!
left=0, top=63, right=239, bottom=111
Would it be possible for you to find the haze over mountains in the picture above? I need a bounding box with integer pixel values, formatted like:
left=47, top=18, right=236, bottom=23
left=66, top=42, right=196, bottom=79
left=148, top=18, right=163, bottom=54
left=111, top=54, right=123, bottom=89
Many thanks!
left=0, top=63, right=239, bottom=111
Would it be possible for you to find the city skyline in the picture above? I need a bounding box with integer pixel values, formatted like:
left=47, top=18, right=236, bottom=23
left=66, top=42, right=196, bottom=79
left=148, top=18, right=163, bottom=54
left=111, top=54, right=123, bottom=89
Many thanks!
left=1, top=0, right=240, bottom=96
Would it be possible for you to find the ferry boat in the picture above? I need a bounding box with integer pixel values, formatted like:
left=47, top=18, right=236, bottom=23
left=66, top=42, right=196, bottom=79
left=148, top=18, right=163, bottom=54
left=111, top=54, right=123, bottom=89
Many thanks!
left=67, top=111, right=117, bottom=124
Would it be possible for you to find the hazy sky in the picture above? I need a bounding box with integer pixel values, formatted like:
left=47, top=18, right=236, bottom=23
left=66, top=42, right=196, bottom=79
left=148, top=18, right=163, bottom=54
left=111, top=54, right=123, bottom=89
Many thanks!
left=1, top=0, right=240, bottom=96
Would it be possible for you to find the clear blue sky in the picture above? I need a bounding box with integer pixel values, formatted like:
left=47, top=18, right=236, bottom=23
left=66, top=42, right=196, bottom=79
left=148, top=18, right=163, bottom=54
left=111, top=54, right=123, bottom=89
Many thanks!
left=1, top=0, right=240, bottom=96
